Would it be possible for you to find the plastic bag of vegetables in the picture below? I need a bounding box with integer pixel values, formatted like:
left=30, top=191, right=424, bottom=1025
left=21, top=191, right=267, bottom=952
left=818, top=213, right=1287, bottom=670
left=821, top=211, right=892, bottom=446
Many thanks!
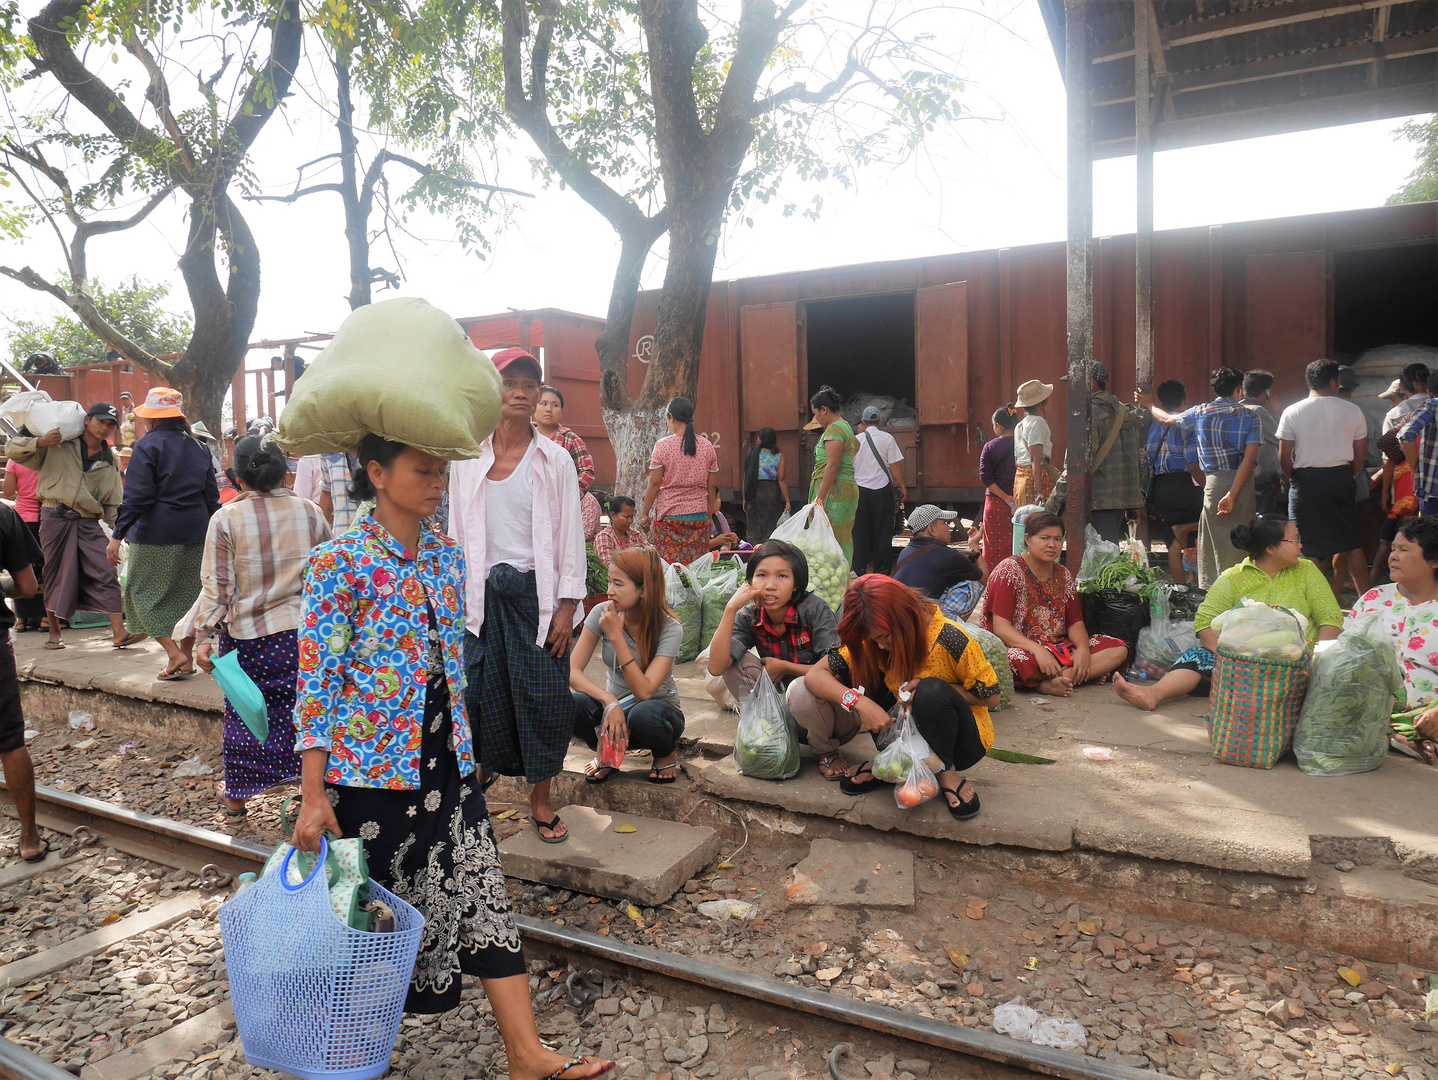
left=1211, top=599, right=1308, bottom=661
left=1135, top=621, right=1200, bottom=672
left=961, top=620, right=1013, bottom=709
left=769, top=502, right=849, bottom=615
left=871, top=695, right=938, bottom=809
left=687, top=552, right=740, bottom=590
left=1077, top=525, right=1122, bottom=587
left=1294, top=623, right=1403, bottom=776
left=733, top=669, right=800, bottom=780
left=664, top=560, right=704, bottom=663
left=699, top=566, right=743, bottom=653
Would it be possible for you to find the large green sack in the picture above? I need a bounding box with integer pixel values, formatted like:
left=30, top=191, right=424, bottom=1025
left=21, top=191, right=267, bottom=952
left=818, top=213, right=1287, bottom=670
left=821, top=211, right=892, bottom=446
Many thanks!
left=276, top=297, right=503, bottom=459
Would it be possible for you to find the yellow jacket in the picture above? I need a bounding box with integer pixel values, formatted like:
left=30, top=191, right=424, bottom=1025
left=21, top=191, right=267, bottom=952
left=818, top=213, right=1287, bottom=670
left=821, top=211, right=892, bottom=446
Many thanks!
left=5, top=436, right=124, bottom=525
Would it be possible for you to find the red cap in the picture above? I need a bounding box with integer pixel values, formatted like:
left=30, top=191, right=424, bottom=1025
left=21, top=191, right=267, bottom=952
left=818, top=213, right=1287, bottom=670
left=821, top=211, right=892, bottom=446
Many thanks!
left=491, top=347, right=542, bottom=380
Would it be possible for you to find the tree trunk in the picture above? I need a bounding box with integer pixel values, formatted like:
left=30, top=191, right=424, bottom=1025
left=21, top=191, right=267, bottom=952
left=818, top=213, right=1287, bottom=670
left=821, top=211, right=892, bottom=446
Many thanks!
left=638, top=191, right=724, bottom=410
left=602, top=404, right=670, bottom=507
left=333, top=56, right=371, bottom=311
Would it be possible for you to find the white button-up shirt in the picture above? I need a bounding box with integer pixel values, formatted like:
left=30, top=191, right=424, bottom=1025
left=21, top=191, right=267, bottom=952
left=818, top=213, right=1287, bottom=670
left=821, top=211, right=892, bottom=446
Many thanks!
left=449, top=429, right=586, bottom=644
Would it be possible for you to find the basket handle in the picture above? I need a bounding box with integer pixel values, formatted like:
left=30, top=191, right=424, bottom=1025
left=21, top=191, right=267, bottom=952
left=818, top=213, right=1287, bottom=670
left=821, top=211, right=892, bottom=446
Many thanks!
left=279, top=833, right=341, bottom=892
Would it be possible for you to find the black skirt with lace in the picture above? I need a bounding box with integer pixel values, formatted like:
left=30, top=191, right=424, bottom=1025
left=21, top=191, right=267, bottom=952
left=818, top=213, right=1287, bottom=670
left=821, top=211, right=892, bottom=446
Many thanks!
left=328, top=669, right=526, bottom=1013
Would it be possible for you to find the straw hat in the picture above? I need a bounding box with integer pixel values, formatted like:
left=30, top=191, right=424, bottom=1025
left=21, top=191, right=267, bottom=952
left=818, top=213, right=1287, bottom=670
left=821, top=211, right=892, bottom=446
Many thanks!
left=190, top=421, right=218, bottom=443
left=134, top=386, right=185, bottom=419
left=1014, top=379, right=1054, bottom=408
left=1379, top=378, right=1405, bottom=401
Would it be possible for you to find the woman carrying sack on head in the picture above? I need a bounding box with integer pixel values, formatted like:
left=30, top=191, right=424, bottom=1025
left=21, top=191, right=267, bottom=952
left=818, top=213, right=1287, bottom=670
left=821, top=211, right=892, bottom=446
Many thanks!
left=1112, top=515, right=1342, bottom=712
left=174, top=435, right=331, bottom=818
left=291, top=434, right=612, bottom=1080
left=641, top=397, right=720, bottom=565
left=805, top=386, right=860, bottom=563
left=569, top=547, right=686, bottom=784
left=1010, top=380, right=1055, bottom=509
left=109, top=388, right=221, bottom=680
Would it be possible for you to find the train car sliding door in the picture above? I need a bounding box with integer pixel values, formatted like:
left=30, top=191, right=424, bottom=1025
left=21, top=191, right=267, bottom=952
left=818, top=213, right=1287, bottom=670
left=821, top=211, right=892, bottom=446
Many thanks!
left=739, top=301, right=803, bottom=502
left=914, top=281, right=969, bottom=501
left=1245, top=252, right=1327, bottom=404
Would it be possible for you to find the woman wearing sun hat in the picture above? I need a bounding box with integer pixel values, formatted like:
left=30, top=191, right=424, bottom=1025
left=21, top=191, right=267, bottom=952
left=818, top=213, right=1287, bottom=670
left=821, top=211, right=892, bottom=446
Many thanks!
left=1011, top=379, right=1055, bottom=509
left=109, top=387, right=220, bottom=680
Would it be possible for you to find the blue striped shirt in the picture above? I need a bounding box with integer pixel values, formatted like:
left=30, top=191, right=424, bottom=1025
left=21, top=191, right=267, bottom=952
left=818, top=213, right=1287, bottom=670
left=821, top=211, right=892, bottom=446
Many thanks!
left=1396, top=398, right=1438, bottom=500
left=1175, top=397, right=1261, bottom=473
left=1146, top=421, right=1198, bottom=476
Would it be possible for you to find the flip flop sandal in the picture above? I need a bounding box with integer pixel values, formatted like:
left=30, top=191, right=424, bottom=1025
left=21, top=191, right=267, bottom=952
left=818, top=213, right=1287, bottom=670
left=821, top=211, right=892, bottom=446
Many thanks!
left=43, top=640, right=66, bottom=650
left=218, top=797, right=248, bottom=819
left=22, top=838, right=51, bottom=863
left=647, top=762, right=678, bottom=785
left=940, top=779, right=981, bottom=820
left=817, top=754, right=847, bottom=780
left=113, top=633, right=148, bottom=649
left=545, top=1056, right=613, bottom=1080
left=534, top=814, right=568, bottom=844
left=584, top=762, right=618, bottom=785
left=157, top=666, right=196, bottom=682
left=838, top=761, right=887, bottom=796
left=481, top=772, right=499, bottom=793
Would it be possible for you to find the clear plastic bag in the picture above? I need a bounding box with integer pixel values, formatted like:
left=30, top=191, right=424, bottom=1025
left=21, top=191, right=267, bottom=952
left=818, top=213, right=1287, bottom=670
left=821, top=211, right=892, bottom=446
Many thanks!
left=699, top=566, right=742, bottom=653
left=993, top=999, right=1086, bottom=1050
left=733, top=668, right=800, bottom=780
left=993, top=1000, right=1041, bottom=1040
left=1294, top=622, right=1403, bottom=776
left=1077, top=524, right=1122, bottom=587
left=1135, top=621, right=1201, bottom=672
left=770, top=502, right=848, bottom=614
left=663, top=560, right=704, bottom=663
left=872, top=696, right=939, bottom=810
left=597, top=724, right=627, bottom=770
left=1211, top=599, right=1308, bottom=661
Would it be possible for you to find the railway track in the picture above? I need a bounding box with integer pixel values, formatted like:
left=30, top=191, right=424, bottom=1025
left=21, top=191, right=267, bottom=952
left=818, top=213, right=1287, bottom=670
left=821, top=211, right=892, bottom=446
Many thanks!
left=1, top=783, right=1168, bottom=1080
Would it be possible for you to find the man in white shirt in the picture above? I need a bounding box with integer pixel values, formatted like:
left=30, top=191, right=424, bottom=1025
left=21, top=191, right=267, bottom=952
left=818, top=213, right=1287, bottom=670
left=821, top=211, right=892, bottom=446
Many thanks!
left=1276, top=359, right=1370, bottom=597
left=851, top=406, right=908, bottom=574
left=1382, top=362, right=1430, bottom=434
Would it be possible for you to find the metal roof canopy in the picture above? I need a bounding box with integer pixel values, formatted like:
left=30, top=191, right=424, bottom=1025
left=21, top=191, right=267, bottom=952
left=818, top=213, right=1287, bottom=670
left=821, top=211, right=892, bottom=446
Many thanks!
left=1038, top=0, right=1438, bottom=160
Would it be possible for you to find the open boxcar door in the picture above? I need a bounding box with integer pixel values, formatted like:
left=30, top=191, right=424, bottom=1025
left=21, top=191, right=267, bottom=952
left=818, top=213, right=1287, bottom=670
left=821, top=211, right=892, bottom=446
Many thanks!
left=915, top=282, right=968, bottom=426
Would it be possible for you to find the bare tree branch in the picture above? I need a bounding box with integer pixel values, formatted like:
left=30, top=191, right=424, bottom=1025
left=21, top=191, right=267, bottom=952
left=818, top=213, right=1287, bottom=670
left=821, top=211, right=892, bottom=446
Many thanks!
left=245, top=182, right=346, bottom=203
left=124, top=34, right=196, bottom=173
left=749, top=55, right=861, bottom=117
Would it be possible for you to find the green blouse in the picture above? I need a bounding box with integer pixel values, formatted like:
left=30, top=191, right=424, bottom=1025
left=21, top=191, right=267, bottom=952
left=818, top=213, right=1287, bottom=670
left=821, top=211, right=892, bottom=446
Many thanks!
left=809, top=419, right=857, bottom=492
left=1193, top=558, right=1344, bottom=646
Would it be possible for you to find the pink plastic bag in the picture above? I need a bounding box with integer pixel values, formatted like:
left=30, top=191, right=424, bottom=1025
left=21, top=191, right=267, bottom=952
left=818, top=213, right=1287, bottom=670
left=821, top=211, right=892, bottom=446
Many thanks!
left=598, top=727, right=627, bottom=770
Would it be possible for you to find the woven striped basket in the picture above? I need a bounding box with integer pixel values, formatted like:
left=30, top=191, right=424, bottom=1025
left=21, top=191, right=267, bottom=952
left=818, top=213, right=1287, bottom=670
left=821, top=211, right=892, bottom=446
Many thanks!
left=1207, top=646, right=1308, bottom=769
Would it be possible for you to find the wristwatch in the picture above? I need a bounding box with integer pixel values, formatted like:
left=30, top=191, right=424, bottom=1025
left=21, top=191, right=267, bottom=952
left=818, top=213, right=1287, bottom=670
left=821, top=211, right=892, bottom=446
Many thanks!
left=841, top=686, right=864, bottom=712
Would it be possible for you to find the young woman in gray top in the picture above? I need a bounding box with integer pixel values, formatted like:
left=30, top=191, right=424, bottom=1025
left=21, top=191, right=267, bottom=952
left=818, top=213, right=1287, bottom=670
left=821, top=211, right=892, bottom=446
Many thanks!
left=569, top=546, right=685, bottom=784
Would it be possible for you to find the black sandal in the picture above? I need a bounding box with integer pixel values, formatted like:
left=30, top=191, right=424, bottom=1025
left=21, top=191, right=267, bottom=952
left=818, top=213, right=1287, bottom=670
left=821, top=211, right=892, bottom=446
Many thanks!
left=583, top=761, right=618, bottom=785
left=21, top=838, right=50, bottom=863
left=534, top=814, right=568, bottom=844
left=838, top=761, right=887, bottom=796
left=647, top=762, right=678, bottom=785
left=940, top=777, right=981, bottom=820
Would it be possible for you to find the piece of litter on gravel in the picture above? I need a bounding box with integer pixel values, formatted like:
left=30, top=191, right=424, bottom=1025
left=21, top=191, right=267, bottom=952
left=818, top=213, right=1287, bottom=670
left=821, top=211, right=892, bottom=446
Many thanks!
left=73, top=738, right=96, bottom=751
left=1082, top=747, right=1113, bottom=762
left=118, top=741, right=137, bottom=754
left=171, top=754, right=213, bottom=778
left=23, top=729, right=38, bottom=741
left=697, top=899, right=755, bottom=921
left=1029, top=696, right=1050, bottom=705
left=614, top=824, right=637, bottom=834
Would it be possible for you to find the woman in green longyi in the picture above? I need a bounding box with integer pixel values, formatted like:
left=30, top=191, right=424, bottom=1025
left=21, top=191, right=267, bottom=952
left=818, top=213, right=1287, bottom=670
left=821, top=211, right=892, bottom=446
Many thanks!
left=805, top=385, right=859, bottom=564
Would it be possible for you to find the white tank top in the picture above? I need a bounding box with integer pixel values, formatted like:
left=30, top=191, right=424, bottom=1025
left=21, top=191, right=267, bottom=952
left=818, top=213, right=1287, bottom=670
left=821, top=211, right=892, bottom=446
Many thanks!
left=483, top=440, right=537, bottom=575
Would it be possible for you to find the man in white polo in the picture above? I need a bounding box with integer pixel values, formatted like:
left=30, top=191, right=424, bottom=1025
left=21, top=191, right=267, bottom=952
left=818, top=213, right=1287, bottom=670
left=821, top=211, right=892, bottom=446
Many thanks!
left=851, top=406, right=907, bottom=575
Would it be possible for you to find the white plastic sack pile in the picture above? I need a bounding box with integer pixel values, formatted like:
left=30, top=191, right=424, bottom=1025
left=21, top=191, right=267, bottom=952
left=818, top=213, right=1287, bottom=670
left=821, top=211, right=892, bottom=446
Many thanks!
left=992, top=999, right=1086, bottom=1051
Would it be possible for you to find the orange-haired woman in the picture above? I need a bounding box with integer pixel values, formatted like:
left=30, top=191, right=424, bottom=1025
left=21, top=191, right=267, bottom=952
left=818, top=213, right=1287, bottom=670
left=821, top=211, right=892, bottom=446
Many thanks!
left=569, top=547, right=686, bottom=784
left=801, top=575, right=1000, bottom=820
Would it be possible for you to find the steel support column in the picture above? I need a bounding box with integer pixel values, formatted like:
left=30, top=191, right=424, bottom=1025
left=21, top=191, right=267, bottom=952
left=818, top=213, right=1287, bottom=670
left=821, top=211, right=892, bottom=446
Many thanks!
left=1063, top=0, right=1094, bottom=568
left=1135, top=0, right=1155, bottom=396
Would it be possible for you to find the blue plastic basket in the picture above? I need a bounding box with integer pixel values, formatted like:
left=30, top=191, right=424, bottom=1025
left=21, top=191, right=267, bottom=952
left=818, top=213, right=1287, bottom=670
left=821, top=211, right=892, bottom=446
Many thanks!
left=219, top=839, right=425, bottom=1080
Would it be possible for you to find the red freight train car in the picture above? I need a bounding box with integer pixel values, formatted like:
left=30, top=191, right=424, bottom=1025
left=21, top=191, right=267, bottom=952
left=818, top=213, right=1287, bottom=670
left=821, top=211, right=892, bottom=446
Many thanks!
left=566, top=200, right=1437, bottom=504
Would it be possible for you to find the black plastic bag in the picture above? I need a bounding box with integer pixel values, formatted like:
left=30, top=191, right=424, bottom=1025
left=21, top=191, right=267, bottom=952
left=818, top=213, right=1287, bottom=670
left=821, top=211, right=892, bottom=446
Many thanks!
left=1081, top=589, right=1149, bottom=664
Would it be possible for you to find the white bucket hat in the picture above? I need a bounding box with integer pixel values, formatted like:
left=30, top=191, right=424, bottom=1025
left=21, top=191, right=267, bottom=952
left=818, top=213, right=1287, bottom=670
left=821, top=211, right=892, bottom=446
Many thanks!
left=1014, top=379, right=1054, bottom=408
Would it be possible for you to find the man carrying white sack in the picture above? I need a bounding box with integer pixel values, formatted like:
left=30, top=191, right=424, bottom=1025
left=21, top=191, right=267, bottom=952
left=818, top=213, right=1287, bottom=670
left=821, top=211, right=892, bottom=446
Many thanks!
left=450, top=348, right=587, bottom=845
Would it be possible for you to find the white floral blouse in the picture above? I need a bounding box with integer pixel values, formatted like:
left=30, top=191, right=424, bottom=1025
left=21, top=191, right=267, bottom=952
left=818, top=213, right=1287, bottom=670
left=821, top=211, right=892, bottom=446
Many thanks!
left=1347, top=584, right=1438, bottom=711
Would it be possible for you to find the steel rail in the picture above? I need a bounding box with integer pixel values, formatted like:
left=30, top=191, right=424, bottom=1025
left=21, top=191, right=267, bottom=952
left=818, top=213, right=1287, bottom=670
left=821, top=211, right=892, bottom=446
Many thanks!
left=2, top=784, right=1171, bottom=1080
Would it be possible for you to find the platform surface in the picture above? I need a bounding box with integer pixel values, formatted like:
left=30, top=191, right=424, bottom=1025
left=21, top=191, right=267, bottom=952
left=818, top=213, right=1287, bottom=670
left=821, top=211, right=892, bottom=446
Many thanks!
left=14, top=631, right=1438, bottom=881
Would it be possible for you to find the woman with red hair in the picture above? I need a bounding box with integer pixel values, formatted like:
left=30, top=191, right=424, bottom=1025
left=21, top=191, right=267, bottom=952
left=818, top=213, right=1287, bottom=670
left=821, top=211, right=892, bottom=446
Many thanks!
left=800, top=575, right=999, bottom=820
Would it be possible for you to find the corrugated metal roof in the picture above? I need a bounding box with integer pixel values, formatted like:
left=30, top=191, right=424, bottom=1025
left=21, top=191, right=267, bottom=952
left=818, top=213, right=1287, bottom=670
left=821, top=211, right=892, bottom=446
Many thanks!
left=1039, top=0, right=1438, bottom=157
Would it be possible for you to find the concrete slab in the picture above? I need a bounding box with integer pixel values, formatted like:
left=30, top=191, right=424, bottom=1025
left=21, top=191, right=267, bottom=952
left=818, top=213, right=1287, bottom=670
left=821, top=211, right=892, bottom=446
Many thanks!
left=1073, top=800, right=1311, bottom=877
left=786, top=838, right=914, bottom=908
left=497, top=804, right=722, bottom=906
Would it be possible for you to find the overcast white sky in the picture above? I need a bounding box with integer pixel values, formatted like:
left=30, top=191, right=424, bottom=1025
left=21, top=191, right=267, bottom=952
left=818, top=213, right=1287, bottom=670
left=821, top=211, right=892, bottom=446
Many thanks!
left=0, top=0, right=1428, bottom=371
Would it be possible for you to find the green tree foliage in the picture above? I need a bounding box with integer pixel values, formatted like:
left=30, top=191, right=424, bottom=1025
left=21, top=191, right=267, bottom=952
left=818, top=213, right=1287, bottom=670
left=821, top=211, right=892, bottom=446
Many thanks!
left=0, top=0, right=302, bottom=430
left=1387, top=115, right=1438, bottom=206
left=6, top=276, right=193, bottom=368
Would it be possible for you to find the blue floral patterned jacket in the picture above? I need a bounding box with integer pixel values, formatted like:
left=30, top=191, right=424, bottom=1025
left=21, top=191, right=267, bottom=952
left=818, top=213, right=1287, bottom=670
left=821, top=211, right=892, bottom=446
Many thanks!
left=294, top=513, right=474, bottom=790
